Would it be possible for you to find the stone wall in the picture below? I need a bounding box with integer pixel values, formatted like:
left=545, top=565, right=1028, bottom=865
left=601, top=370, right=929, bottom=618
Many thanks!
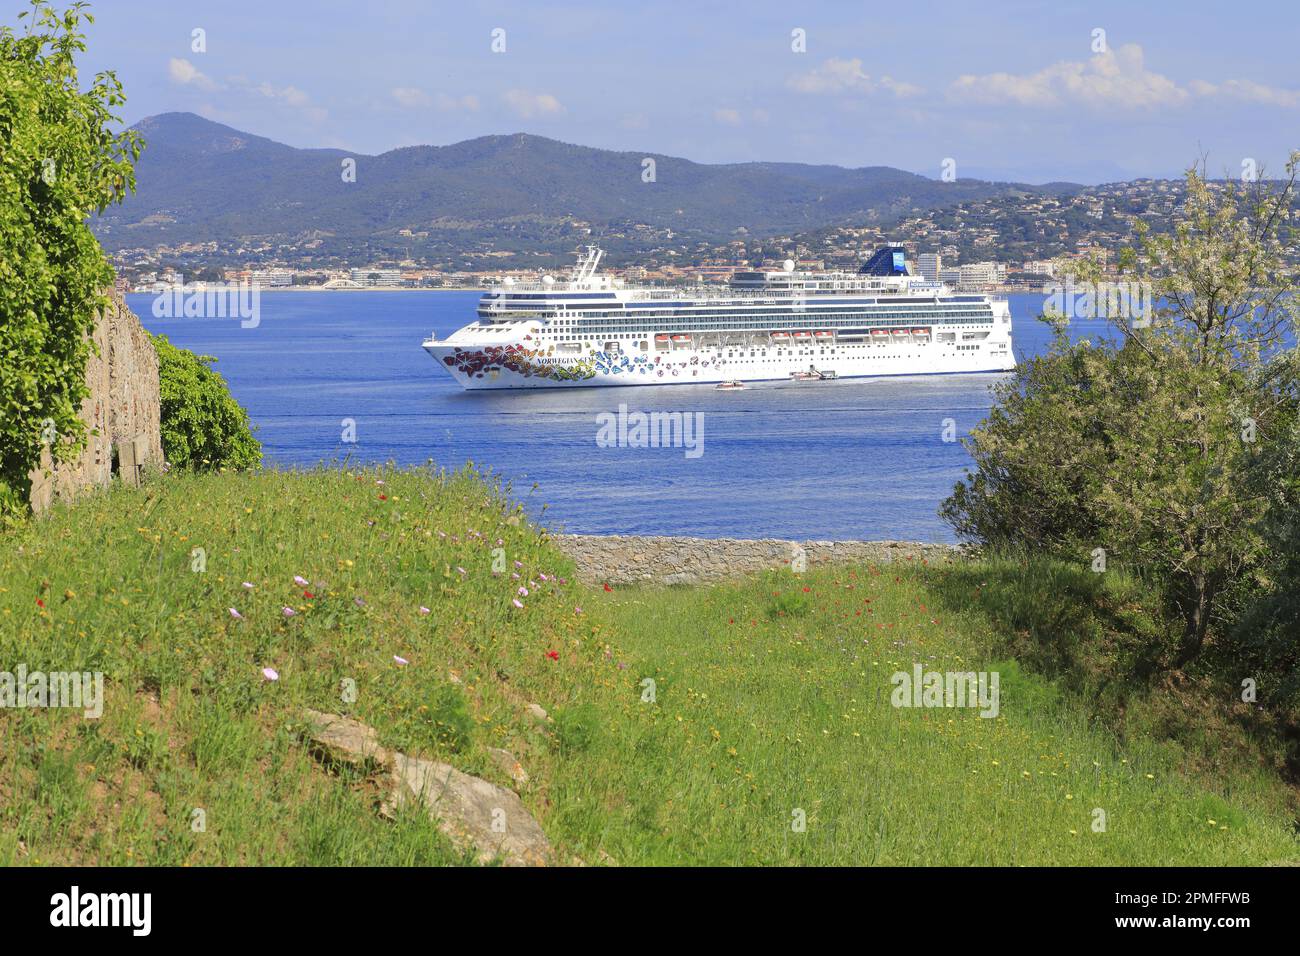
left=556, top=534, right=962, bottom=585
left=28, top=291, right=163, bottom=514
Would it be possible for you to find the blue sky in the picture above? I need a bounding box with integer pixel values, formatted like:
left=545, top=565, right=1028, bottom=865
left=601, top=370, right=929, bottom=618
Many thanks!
left=29, top=0, right=1300, bottom=183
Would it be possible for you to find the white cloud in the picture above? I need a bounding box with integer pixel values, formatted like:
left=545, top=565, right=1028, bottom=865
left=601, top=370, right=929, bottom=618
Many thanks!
left=168, top=57, right=217, bottom=91
left=254, top=81, right=310, bottom=109
left=502, top=89, right=563, bottom=118
left=1189, top=78, right=1300, bottom=108
left=787, top=58, right=922, bottom=98
left=391, top=87, right=431, bottom=109
left=948, top=44, right=1186, bottom=109
left=436, top=93, right=480, bottom=112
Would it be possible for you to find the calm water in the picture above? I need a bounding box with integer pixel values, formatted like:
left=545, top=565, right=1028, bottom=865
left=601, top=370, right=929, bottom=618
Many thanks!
left=131, top=290, right=1078, bottom=542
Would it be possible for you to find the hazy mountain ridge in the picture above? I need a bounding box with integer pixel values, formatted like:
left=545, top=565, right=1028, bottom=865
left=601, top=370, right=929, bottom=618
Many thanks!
left=95, top=112, right=1083, bottom=254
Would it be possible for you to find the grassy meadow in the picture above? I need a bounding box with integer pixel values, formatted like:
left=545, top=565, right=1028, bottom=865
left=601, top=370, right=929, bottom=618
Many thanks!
left=0, top=466, right=1296, bottom=865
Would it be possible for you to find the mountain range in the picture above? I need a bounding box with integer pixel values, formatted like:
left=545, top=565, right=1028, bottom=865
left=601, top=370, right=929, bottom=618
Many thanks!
left=94, top=112, right=1082, bottom=261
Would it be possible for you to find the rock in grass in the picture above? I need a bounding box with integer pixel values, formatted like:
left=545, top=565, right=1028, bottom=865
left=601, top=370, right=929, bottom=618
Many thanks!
left=526, top=702, right=549, bottom=723
left=303, top=710, right=392, bottom=768
left=383, top=754, right=553, bottom=866
left=303, top=710, right=552, bottom=866
left=487, top=747, right=529, bottom=786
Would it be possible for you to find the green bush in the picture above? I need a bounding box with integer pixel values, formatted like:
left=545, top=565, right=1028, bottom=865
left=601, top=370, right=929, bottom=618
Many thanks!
left=0, top=2, right=142, bottom=519
left=152, top=333, right=261, bottom=470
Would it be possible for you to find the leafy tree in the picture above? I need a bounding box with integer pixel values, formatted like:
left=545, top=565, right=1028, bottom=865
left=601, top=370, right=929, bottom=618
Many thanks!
left=0, top=1, right=141, bottom=517
left=944, top=153, right=1300, bottom=672
left=152, top=334, right=261, bottom=471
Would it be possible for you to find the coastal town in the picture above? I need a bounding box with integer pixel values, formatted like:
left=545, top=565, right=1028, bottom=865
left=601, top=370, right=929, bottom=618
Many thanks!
left=110, top=175, right=1291, bottom=296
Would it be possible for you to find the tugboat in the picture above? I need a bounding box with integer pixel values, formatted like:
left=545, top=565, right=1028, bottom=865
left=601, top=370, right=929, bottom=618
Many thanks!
left=715, top=380, right=747, bottom=391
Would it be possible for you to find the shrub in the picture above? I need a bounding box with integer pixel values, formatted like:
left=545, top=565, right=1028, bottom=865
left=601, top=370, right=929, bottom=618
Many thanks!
left=152, top=333, right=261, bottom=470
left=0, top=2, right=142, bottom=518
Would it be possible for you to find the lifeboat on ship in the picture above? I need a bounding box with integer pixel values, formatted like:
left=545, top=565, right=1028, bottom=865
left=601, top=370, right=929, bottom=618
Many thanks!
left=891, top=328, right=912, bottom=340
left=911, top=327, right=930, bottom=341
left=792, top=331, right=813, bottom=341
left=814, top=330, right=834, bottom=341
left=671, top=334, right=692, bottom=346
left=654, top=334, right=670, bottom=344
left=870, top=329, right=890, bottom=340
left=770, top=331, right=791, bottom=343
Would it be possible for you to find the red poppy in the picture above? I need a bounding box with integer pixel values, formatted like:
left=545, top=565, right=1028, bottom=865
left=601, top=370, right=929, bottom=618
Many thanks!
left=36, top=598, right=45, bottom=609
left=378, top=494, right=388, bottom=500
left=602, top=583, right=612, bottom=592
left=303, top=591, right=315, bottom=599
left=545, top=650, right=559, bottom=661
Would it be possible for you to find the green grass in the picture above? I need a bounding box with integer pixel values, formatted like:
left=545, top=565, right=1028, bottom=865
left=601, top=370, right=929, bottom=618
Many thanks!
left=0, top=466, right=1296, bottom=866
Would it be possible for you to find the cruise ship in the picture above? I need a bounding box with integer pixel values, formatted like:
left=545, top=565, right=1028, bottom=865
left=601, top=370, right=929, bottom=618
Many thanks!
left=423, top=246, right=1015, bottom=389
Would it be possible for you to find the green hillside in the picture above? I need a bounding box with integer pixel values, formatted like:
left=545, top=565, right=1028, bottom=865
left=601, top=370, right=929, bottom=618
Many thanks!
left=1, top=467, right=1295, bottom=866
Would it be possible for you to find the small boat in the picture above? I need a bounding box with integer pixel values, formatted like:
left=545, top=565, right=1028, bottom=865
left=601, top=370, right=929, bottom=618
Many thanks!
left=654, top=334, right=670, bottom=343
left=870, top=329, right=890, bottom=339
left=790, top=371, right=820, bottom=382
left=891, top=328, right=911, bottom=339
left=715, top=380, right=747, bottom=391
left=814, top=330, right=834, bottom=340
left=770, top=331, right=790, bottom=342
left=818, top=370, right=838, bottom=380
left=671, top=334, right=692, bottom=345
left=792, top=331, right=813, bottom=341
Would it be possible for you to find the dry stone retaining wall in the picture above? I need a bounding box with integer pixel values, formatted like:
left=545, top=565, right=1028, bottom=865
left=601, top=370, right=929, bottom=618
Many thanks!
left=556, top=534, right=961, bottom=585
left=28, top=291, right=162, bottom=513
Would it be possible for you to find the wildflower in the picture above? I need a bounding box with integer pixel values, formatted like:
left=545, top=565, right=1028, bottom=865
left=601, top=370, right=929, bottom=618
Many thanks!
left=378, top=494, right=388, bottom=501
left=546, top=650, right=559, bottom=661
left=36, top=598, right=45, bottom=609
left=518, top=586, right=528, bottom=597
left=303, top=591, right=315, bottom=599
left=354, top=597, right=366, bottom=607
left=512, top=598, right=524, bottom=609
left=242, top=582, right=255, bottom=589
left=294, top=576, right=309, bottom=587
left=228, top=608, right=242, bottom=620
left=419, top=606, right=431, bottom=615
left=574, top=606, right=583, bottom=614
left=603, top=583, right=613, bottom=592
left=282, top=606, right=296, bottom=617
left=514, top=560, right=523, bottom=569
left=456, top=566, right=466, bottom=575
left=394, top=655, right=410, bottom=666
left=262, top=667, right=279, bottom=681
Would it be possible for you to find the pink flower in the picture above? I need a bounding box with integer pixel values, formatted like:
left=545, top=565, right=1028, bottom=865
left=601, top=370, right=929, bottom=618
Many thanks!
left=294, top=575, right=309, bottom=587
left=228, top=607, right=242, bottom=620
left=518, top=586, right=528, bottom=597
left=354, top=597, right=366, bottom=607
left=418, top=606, right=431, bottom=615
left=512, top=598, right=524, bottom=609
left=394, top=655, right=409, bottom=666
left=242, top=582, right=255, bottom=589
left=281, top=606, right=295, bottom=617
left=514, top=560, right=523, bottom=569
left=262, top=667, right=279, bottom=681
left=574, top=606, right=583, bottom=614
left=456, top=566, right=466, bottom=575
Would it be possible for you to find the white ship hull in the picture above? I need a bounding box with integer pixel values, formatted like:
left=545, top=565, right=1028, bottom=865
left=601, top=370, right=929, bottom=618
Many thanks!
left=425, top=337, right=1014, bottom=389
left=423, top=245, right=1017, bottom=390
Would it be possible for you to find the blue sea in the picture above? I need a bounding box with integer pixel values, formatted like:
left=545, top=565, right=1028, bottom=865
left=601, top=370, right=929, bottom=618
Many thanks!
left=131, top=290, right=1082, bottom=542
